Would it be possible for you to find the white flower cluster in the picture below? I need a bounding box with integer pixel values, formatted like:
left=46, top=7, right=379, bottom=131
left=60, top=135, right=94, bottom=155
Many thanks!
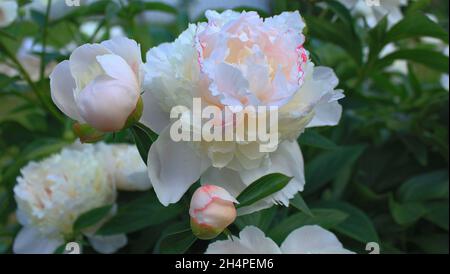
left=13, top=142, right=150, bottom=254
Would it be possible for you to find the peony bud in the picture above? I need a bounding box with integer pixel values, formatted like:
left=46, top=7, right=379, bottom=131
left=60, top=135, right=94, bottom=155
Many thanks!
left=50, top=37, right=143, bottom=133
left=189, top=185, right=237, bottom=240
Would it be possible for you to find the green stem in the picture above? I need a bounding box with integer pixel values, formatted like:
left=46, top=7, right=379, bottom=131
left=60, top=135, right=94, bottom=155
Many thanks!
left=40, top=0, right=52, bottom=81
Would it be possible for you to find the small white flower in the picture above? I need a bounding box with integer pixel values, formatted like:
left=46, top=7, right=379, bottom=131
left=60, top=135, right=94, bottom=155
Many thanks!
left=205, top=225, right=354, bottom=254
left=339, top=0, right=408, bottom=28
left=142, top=10, right=344, bottom=213
left=0, top=0, right=18, bottom=28
left=189, top=185, right=237, bottom=239
left=50, top=37, right=143, bottom=132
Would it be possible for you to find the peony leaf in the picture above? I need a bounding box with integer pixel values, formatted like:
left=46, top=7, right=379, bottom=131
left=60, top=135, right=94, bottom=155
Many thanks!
left=130, top=122, right=158, bottom=164
left=96, top=191, right=183, bottom=236
left=236, top=173, right=292, bottom=208
left=73, top=204, right=113, bottom=233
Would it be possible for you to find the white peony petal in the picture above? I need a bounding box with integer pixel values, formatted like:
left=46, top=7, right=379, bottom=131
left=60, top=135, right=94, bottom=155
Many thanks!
left=305, top=66, right=344, bottom=128
left=13, top=227, right=63, bottom=254
left=69, top=43, right=110, bottom=90
left=87, top=234, right=127, bottom=254
left=140, top=89, right=171, bottom=134
left=76, top=75, right=139, bottom=132
left=280, top=225, right=355, bottom=254
left=206, top=226, right=281, bottom=254
left=101, top=37, right=142, bottom=78
left=264, top=11, right=305, bottom=33
left=49, top=61, right=84, bottom=122
left=201, top=167, right=246, bottom=199
left=306, top=92, right=343, bottom=128
left=148, top=127, right=211, bottom=206
left=239, top=141, right=305, bottom=211
left=96, top=54, right=139, bottom=90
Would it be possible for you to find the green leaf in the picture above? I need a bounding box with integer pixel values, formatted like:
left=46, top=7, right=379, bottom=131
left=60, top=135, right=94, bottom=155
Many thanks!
left=314, top=201, right=379, bottom=243
left=96, top=191, right=183, bottom=236
left=304, top=145, right=365, bottom=195
left=304, top=16, right=362, bottom=65
left=397, top=170, right=449, bottom=202
left=389, top=195, right=428, bottom=226
left=73, top=205, right=113, bottom=233
left=268, top=209, right=348, bottom=244
left=298, top=130, right=338, bottom=150
left=326, top=0, right=355, bottom=28
left=290, top=193, right=313, bottom=217
left=234, top=207, right=278, bottom=233
left=406, top=0, right=431, bottom=15
left=154, top=223, right=196, bottom=254
left=412, top=234, right=449, bottom=254
left=127, top=0, right=178, bottom=16
left=375, top=49, right=449, bottom=73
left=130, top=122, right=158, bottom=164
left=424, top=201, right=449, bottom=231
left=236, top=173, right=292, bottom=209
left=385, top=12, right=449, bottom=44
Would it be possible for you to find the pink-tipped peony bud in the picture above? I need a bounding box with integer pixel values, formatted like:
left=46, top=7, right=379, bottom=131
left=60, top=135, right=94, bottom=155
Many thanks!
left=189, top=185, right=237, bottom=240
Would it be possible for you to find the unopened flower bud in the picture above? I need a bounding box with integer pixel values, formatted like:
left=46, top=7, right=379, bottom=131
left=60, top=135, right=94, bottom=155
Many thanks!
left=189, top=185, right=237, bottom=240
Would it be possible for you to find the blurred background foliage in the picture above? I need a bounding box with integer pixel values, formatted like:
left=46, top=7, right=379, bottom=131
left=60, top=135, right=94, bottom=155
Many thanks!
left=0, top=0, right=448, bottom=254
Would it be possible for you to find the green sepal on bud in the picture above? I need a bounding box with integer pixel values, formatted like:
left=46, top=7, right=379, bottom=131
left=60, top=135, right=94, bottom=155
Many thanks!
left=73, top=123, right=105, bottom=143
left=123, top=96, right=143, bottom=129
left=190, top=217, right=224, bottom=240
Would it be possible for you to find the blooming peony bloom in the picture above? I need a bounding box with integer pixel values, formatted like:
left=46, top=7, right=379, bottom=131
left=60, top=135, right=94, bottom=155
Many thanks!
left=189, top=185, right=237, bottom=239
left=338, top=0, right=408, bottom=28
left=142, top=10, right=343, bottom=213
left=13, top=141, right=150, bottom=254
left=205, top=225, right=354, bottom=254
left=0, top=0, right=17, bottom=27
left=50, top=37, right=143, bottom=132
left=13, top=145, right=126, bottom=254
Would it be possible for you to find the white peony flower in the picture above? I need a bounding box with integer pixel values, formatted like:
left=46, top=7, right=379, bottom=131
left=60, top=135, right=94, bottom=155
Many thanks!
left=205, top=225, right=354, bottom=254
left=50, top=37, right=143, bottom=132
left=189, top=185, right=237, bottom=239
left=13, top=145, right=126, bottom=254
left=0, top=0, right=17, bottom=28
left=142, top=10, right=343, bottom=213
left=95, top=142, right=151, bottom=191
left=13, top=141, right=150, bottom=254
left=442, top=46, right=449, bottom=92
left=339, top=0, right=408, bottom=28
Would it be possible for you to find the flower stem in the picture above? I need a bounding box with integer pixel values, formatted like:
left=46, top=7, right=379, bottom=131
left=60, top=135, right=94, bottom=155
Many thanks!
left=39, top=0, right=52, bottom=81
